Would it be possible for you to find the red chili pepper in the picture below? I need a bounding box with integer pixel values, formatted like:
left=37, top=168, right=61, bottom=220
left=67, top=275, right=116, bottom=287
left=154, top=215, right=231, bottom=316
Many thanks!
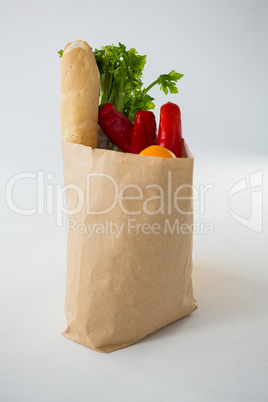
left=157, top=102, right=183, bottom=158
left=130, top=111, right=157, bottom=154
left=98, top=103, right=133, bottom=152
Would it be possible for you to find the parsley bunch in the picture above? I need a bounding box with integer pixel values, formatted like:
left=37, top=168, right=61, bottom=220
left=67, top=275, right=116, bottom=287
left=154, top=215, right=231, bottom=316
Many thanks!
left=58, top=43, right=183, bottom=123
left=94, top=43, right=183, bottom=122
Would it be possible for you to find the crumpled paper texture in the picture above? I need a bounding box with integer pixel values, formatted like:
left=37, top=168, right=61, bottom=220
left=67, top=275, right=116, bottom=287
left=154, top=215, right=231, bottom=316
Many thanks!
left=62, top=140, right=197, bottom=353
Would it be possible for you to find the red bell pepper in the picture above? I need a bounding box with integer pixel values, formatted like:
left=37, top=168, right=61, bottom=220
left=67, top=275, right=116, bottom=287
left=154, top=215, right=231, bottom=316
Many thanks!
left=157, top=102, right=183, bottom=157
left=130, top=111, right=157, bottom=154
left=98, top=103, right=133, bottom=153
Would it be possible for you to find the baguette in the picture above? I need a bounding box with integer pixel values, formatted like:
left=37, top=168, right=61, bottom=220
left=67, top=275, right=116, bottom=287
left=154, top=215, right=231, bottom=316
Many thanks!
left=60, top=40, right=99, bottom=147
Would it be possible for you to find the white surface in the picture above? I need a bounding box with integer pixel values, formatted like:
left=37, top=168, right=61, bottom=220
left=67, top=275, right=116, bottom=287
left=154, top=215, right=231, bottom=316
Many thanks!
left=1, top=0, right=268, bottom=399
left=1, top=153, right=268, bottom=402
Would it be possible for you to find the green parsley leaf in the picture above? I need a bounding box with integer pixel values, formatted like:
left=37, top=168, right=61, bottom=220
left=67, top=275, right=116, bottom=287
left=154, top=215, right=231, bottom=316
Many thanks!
left=93, top=44, right=183, bottom=122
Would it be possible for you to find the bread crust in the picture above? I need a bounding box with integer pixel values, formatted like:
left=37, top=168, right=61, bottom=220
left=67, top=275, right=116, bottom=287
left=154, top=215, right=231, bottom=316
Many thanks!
left=61, top=40, right=99, bottom=147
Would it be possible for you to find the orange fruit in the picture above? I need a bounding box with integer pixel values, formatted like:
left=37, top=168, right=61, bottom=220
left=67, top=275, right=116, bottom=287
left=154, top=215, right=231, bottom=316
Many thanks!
left=139, top=145, right=176, bottom=158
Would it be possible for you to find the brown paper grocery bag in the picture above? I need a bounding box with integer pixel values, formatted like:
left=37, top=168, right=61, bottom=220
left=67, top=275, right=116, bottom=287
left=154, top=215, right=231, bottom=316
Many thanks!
left=62, top=140, right=197, bottom=353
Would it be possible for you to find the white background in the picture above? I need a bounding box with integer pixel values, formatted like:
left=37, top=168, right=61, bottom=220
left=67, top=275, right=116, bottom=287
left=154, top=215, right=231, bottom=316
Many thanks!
left=1, top=0, right=268, bottom=401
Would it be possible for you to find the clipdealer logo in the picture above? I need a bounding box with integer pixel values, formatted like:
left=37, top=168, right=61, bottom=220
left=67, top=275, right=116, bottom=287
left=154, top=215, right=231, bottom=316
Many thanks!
left=5, top=168, right=264, bottom=234
left=5, top=170, right=214, bottom=234
left=227, top=170, right=263, bottom=233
